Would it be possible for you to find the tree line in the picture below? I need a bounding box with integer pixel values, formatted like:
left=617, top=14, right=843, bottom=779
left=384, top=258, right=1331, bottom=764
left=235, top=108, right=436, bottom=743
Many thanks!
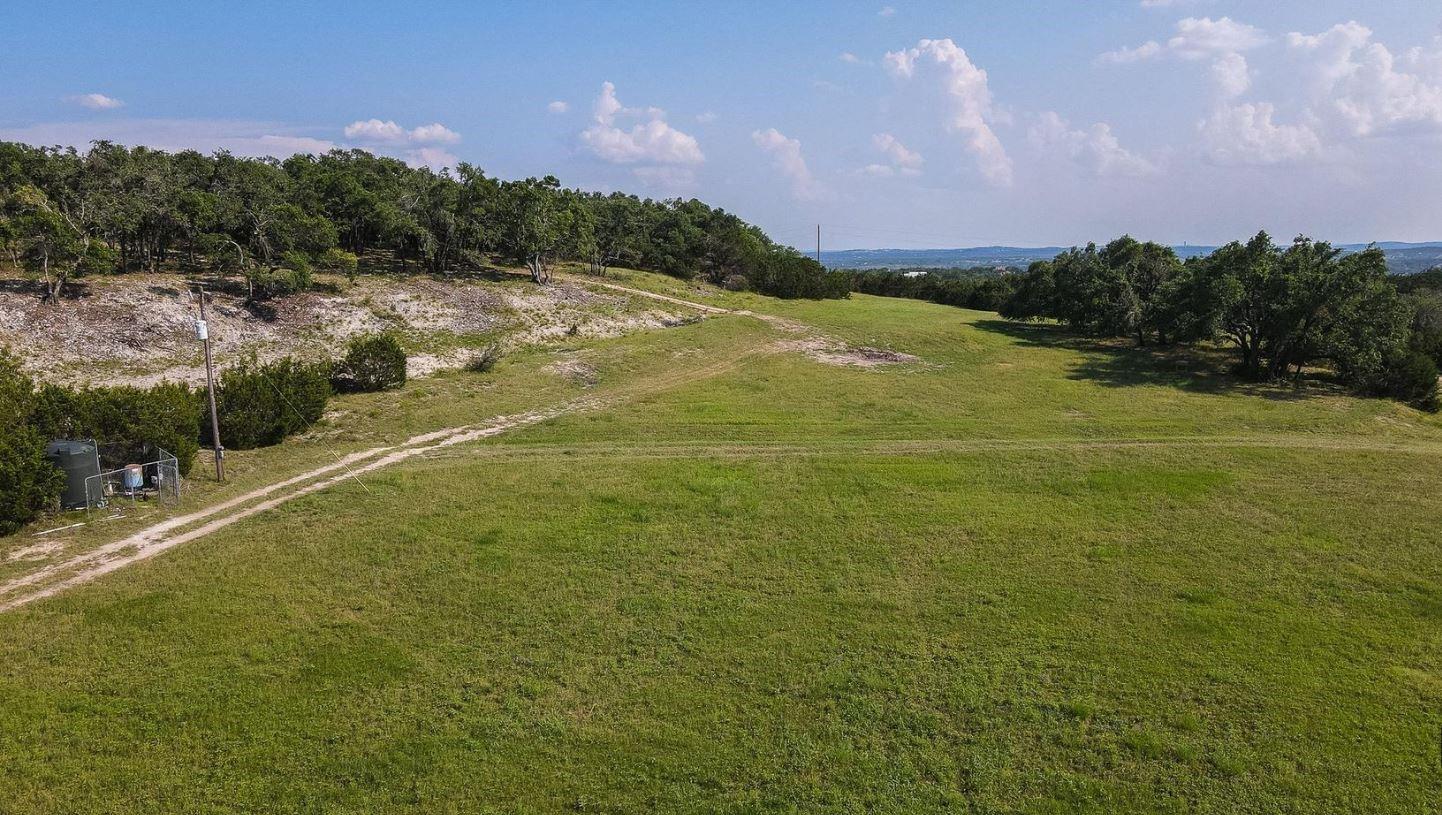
left=845, top=234, right=1442, bottom=411
left=847, top=268, right=1018, bottom=312
left=0, top=141, right=844, bottom=301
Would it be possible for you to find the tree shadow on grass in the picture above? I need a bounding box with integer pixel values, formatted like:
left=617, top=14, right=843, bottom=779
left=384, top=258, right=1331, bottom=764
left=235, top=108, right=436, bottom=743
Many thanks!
left=352, top=250, right=521, bottom=284
left=424, top=265, right=524, bottom=284
left=0, top=278, right=92, bottom=301
left=183, top=272, right=249, bottom=300
left=974, top=318, right=1345, bottom=402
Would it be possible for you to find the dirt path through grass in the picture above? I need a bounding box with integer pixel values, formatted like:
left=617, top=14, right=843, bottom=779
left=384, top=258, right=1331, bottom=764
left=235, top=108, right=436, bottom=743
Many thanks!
left=560, top=275, right=733, bottom=314
left=0, top=328, right=784, bottom=613
left=13, top=277, right=1432, bottom=613
left=0, top=407, right=581, bottom=612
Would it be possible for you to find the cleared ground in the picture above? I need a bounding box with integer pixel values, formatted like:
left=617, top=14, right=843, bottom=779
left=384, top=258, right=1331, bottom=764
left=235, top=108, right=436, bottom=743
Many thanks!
left=1, top=273, right=1440, bottom=813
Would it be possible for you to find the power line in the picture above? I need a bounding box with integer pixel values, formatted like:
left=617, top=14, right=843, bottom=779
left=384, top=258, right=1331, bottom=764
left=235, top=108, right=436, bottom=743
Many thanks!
left=254, top=364, right=373, bottom=495
left=199, top=297, right=372, bottom=495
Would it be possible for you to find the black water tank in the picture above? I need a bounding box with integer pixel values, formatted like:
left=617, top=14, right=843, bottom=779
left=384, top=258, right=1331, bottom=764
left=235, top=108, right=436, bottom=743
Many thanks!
left=45, top=439, right=102, bottom=510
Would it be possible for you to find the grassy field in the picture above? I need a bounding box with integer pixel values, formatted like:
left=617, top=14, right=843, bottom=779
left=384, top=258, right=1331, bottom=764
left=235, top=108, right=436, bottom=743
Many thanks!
left=1, top=277, right=1440, bottom=813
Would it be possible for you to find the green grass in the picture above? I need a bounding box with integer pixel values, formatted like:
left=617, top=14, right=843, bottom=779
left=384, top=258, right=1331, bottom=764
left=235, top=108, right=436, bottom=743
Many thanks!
left=1, top=279, right=1440, bottom=813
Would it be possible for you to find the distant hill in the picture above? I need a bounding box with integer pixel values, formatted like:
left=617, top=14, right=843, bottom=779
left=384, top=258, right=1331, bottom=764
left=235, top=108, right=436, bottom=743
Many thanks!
left=821, top=242, right=1442, bottom=275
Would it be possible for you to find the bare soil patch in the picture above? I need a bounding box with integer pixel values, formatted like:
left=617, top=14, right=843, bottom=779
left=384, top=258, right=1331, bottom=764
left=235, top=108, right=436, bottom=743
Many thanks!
left=778, top=337, right=921, bottom=368
left=0, top=272, right=692, bottom=387
left=544, top=355, right=600, bottom=386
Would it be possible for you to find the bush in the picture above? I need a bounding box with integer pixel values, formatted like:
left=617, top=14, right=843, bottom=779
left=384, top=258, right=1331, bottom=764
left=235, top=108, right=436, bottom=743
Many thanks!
left=331, top=333, right=407, bottom=393
left=280, top=251, right=314, bottom=288
left=464, top=344, right=503, bottom=373
left=216, top=356, right=331, bottom=449
left=0, top=351, right=62, bottom=534
left=853, top=269, right=1022, bottom=313
left=246, top=258, right=313, bottom=300
left=1407, top=291, right=1442, bottom=368
left=750, top=251, right=851, bottom=300
left=1367, top=350, right=1440, bottom=412
left=30, top=381, right=203, bottom=475
left=320, top=247, right=360, bottom=283
left=721, top=274, right=749, bottom=292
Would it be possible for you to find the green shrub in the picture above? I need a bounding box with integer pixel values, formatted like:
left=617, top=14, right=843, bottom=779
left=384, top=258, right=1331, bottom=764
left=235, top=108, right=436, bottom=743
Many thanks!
left=750, top=251, right=851, bottom=300
left=0, top=351, right=62, bottom=535
left=29, top=381, right=203, bottom=475
left=321, top=247, right=360, bottom=283
left=1407, top=291, right=1442, bottom=368
left=280, top=250, right=314, bottom=289
left=1367, top=350, right=1440, bottom=412
left=331, top=334, right=407, bottom=393
left=216, top=356, right=331, bottom=449
left=246, top=257, right=314, bottom=300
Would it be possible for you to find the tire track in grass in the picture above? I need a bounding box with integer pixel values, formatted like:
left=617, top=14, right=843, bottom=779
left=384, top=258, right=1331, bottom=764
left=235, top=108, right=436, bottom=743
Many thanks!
left=0, top=408, right=576, bottom=612
left=0, top=444, right=396, bottom=601
left=416, top=434, right=1442, bottom=464
left=560, top=275, right=732, bottom=314
left=0, top=336, right=784, bottom=613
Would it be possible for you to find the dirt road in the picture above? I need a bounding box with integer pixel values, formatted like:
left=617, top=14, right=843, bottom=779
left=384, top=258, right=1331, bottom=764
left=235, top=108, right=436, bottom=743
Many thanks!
left=0, top=281, right=777, bottom=612
left=15, top=278, right=1427, bottom=612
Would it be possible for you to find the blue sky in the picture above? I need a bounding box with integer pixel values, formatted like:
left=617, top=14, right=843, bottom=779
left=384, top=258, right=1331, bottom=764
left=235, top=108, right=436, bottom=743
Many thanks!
left=3, top=1, right=1440, bottom=249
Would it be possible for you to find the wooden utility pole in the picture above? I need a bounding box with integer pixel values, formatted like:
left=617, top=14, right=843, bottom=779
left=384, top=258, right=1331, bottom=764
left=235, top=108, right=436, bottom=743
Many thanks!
left=196, top=286, right=224, bottom=481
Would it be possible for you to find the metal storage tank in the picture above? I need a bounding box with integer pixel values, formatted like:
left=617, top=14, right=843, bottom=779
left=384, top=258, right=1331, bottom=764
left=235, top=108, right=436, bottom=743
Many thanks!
left=45, top=439, right=103, bottom=510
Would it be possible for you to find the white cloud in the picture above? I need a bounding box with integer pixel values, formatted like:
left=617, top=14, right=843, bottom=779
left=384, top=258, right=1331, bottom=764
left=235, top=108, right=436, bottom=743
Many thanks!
left=840, top=51, right=862, bottom=64
left=752, top=127, right=826, bottom=201
left=1029, top=112, right=1157, bottom=177
left=1099, top=41, right=1162, bottom=65
left=884, top=38, right=1013, bottom=186
left=344, top=118, right=407, bottom=143
left=1199, top=102, right=1323, bottom=165
left=547, top=100, right=569, bottom=114
left=1105, top=17, right=1267, bottom=65
left=68, top=93, right=124, bottom=110
left=408, top=123, right=460, bottom=144
left=695, top=111, right=718, bottom=123
left=404, top=147, right=459, bottom=170
left=580, top=82, right=705, bottom=166
left=860, top=163, right=896, bottom=177
left=1102, top=18, right=1266, bottom=99
left=344, top=119, right=459, bottom=145
left=584, top=118, right=704, bottom=164
left=1168, top=17, right=1269, bottom=60
left=871, top=132, right=923, bottom=175
left=1211, top=52, right=1251, bottom=98
left=878, top=6, right=895, bottom=17
left=1288, top=22, right=1442, bottom=137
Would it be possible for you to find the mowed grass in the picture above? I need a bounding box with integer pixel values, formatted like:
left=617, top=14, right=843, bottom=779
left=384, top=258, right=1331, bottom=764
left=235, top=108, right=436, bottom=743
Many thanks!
left=1, top=285, right=1440, bottom=813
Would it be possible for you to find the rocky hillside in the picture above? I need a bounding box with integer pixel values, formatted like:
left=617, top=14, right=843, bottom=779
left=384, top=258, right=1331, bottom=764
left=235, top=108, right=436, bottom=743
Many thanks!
left=0, top=269, right=703, bottom=388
